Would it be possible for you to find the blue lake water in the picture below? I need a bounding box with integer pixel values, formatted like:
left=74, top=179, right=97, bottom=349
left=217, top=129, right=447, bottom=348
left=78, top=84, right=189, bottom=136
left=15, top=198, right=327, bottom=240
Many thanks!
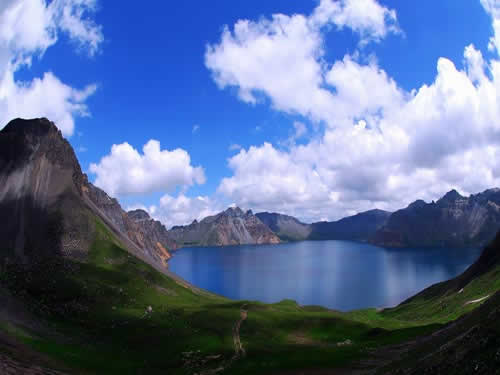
left=168, top=240, right=483, bottom=311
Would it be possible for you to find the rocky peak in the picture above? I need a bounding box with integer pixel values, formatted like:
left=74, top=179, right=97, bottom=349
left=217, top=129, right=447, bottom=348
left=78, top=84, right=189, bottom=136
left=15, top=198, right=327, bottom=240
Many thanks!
left=128, top=209, right=151, bottom=222
left=224, top=206, right=244, bottom=217
left=438, top=189, right=464, bottom=205
left=0, top=118, right=84, bottom=193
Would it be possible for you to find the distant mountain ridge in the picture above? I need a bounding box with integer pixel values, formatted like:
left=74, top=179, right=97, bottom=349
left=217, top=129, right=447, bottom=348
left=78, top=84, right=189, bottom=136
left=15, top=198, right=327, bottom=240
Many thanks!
left=372, top=188, right=500, bottom=247
left=168, top=207, right=280, bottom=247
left=256, top=209, right=392, bottom=242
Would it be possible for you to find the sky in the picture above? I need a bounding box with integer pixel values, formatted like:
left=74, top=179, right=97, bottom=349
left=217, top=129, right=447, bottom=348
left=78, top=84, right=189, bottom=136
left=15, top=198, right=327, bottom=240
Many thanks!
left=2, top=0, right=500, bottom=228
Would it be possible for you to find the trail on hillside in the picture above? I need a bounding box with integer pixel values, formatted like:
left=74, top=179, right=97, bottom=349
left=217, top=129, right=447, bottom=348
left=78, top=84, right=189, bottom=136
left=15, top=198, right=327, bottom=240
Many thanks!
left=464, top=295, right=490, bottom=305
left=232, top=304, right=248, bottom=359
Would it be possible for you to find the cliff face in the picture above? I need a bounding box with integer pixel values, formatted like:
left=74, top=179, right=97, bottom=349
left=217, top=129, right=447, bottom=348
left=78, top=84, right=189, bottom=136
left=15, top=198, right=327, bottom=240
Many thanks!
left=0, top=118, right=92, bottom=263
left=128, top=209, right=178, bottom=262
left=168, top=207, right=280, bottom=247
left=83, top=181, right=177, bottom=266
left=0, top=118, right=175, bottom=268
left=372, top=189, right=500, bottom=247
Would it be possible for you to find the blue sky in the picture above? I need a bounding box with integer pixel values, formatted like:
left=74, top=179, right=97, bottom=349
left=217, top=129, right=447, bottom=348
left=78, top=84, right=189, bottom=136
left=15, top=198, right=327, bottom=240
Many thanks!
left=2, top=0, right=500, bottom=227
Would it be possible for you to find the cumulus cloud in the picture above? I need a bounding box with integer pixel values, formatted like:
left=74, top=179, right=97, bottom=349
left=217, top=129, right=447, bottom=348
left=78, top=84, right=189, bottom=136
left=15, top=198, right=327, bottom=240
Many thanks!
left=89, top=140, right=206, bottom=196
left=208, top=2, right=500, bottom=223
left=129, top=194, right=222, bottom=229
left=0, top=0, right=102, bottom=135
left=481, top=0, right=500, bottom=53
left=156, top=194, right=222, bottom=229
left=205, top=0, right=399, bottom=128
left=310, top=0, right=400, bottom=44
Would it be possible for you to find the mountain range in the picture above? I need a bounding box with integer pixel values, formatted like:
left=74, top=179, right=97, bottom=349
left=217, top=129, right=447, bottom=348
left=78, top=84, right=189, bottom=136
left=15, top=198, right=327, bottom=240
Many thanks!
left=1, top=118, right=500, bottom=374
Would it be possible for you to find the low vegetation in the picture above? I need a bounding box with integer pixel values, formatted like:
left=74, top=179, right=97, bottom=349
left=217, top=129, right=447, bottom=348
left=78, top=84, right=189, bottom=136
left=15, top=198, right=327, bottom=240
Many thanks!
left=1, top=214, right=499, bottom=374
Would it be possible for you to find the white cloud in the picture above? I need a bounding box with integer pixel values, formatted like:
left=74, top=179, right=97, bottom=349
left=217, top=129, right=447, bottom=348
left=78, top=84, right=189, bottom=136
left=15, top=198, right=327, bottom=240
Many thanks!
left=481, top=0, right=500, bottom=53
left=311, top=0, right=400, bottom=44
left=205, top=0, right=399, bottom=128
left=192, top=124, right=200, bottom=133
left=89, top=140, right=206, bottom=196
left=154, top=193, right=221, bottom=229
left=0, top=0, right=102, bottom=135
left=208, top=3, right=500, bottom=223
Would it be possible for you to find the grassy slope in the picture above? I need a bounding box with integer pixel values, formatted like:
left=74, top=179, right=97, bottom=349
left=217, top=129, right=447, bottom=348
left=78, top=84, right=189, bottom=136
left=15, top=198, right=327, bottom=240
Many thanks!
left=1, top=215, right=499, bottom=374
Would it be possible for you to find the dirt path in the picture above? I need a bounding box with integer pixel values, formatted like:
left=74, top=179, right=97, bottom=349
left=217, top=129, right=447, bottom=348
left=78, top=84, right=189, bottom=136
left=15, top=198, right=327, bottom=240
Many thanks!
left=464, top=295, right=490, bottom=305
left=232, top=304, right=248, bottom=359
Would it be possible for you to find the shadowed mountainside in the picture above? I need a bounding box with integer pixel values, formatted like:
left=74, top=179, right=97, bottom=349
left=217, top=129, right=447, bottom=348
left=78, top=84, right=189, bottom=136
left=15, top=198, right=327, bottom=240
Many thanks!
left=372, top=189, right=500, bottom=248
left=256, top=209, right=391, bottom=242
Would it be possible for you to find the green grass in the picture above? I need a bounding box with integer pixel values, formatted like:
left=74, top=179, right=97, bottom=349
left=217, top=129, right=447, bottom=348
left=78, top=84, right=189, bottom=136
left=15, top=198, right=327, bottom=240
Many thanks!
left=1, top=214, right=499, bottom=374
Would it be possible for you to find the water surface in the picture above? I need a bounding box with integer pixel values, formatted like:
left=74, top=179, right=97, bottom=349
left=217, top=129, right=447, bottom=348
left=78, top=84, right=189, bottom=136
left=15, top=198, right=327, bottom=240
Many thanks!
left=168, top=240, right=482, bottom=311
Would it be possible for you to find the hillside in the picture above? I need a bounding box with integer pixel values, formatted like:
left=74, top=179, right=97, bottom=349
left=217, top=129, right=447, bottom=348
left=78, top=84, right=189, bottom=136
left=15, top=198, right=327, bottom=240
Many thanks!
left=169, top=207, right=280, bottom=247
left=372, top=189, right=500, bottom=247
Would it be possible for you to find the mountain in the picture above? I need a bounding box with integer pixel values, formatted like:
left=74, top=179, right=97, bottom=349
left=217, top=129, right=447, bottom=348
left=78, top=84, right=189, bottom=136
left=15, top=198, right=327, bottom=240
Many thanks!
left=255, top=212, right=312, bottom=241
left=309, top=208, right=392, bottom=241
left=256, top=209, right=391, bottom=242
left=168, top=207, right=280, bottom=246
left=0, top=118, right=175, bottom=269
left=372, top=188, right=500, bottom=247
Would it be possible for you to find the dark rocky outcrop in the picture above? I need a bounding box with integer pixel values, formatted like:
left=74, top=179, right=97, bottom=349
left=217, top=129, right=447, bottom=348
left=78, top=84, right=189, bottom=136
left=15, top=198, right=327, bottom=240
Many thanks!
left=0, top=118, right=93, bottom=264
left=372, top=189, right=500, bottom=247
left=168, top=207, right=280, bottom=247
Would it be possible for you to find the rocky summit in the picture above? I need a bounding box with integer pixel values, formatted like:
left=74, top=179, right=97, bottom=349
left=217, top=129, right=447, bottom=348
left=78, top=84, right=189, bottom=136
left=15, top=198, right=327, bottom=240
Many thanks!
left=168, top=207, right=280, bottom=247
left=0, top=118, right=176, bottom=270
left=372, top=188, right=500, bottom=247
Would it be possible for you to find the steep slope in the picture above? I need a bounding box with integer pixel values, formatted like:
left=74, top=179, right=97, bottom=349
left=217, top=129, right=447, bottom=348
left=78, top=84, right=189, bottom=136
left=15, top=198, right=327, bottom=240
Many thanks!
left=378, top=231, right=500, bottom=374
left=256, top=212, right=312, bottom=241
left=169, top=207, right=280, bottom=247
left=309, top=209, right=392, bottom=241
left=128, top=208, right=178, bottom=261
left=0, top=118, right=92, bottom=264
left=0, top=118, right=174, bottom=270
left=372, top=189, right=500, bottom=247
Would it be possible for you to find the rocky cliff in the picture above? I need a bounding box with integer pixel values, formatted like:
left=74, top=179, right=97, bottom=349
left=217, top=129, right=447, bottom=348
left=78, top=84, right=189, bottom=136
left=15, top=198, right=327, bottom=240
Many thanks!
left=128, top=208, right=178, bottom=261
left=82, top=180, right=177, bottom=266
left=0, top=118, right=175, bottom=269
left=168, top=207, right=280, bottom=247
left=372, top=189, right=500, bottom=247
left=0, top=118, right=91, bottom=263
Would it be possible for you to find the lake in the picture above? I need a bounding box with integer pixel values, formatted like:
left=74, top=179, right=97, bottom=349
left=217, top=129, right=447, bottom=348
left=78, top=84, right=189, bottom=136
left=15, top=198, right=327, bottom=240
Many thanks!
left=168, top=240, right=483, bottom=311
